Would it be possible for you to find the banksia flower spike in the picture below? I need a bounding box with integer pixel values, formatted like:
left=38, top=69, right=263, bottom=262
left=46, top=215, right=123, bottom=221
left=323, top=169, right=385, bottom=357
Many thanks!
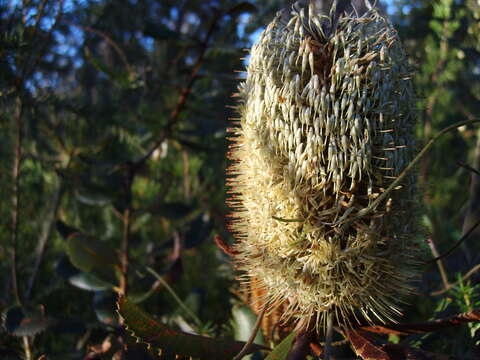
left=226, top=0, right=419, bottom=332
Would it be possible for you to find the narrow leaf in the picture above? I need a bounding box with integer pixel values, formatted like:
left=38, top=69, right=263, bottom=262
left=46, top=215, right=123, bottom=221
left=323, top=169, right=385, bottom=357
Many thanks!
left=265, top=332, right=296, bottom=360
left=117, top=296, right=266, bottom=360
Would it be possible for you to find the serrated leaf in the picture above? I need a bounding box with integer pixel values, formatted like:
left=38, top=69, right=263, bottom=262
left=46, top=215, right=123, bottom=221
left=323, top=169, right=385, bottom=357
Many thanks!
left=3, top=306, right=52, bottom=337
left=66, top=233, right=119, bottom=272
left=265, top=332, right=296, bottom=360
left=346, top=329, right=390, bottom=360
left=117, top=296, right=266, bottom=360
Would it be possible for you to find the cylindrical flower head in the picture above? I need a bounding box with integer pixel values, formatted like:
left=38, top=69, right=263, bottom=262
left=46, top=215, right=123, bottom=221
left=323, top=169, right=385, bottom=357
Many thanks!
left=227, top=1, right=419, bottom=330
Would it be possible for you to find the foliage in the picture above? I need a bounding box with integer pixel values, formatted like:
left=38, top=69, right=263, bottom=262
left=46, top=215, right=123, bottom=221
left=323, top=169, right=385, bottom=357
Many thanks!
left=0, top=0, right=479, bottom=359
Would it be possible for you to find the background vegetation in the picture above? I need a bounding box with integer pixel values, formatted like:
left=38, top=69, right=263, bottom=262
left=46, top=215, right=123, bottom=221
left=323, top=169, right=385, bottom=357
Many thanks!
left=1, top=0, right=479, bottom=359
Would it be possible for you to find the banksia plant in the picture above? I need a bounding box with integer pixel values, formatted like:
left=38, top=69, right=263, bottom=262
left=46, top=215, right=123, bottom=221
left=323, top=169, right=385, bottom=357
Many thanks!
left=226, top=0, right=420, bottom=332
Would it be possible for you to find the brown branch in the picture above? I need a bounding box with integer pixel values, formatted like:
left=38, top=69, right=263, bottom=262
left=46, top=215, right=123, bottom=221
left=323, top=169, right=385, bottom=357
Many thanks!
left=426, top=237, right=450, bottom=290
left=64, top=20, right=132, bottom=74
left=11, top=97, right=23, bottom=306
left=431, top=263, right=480, bottom=296
left=25, top=179, right=64, bottom=301
left=460, top=128, right=480, bottom=260
left=119, top=168, right=134, bottom=296
left=133, top=10, right=221, bottom=168
left=360, top=309, right=480, bottom=336
left=427, top=216, right=480, bottom=264
left=342, top=119, right=480, bottom=232
left=232, top=302, right=268, bottom=360
left=23, top=0, right=64, bottom=82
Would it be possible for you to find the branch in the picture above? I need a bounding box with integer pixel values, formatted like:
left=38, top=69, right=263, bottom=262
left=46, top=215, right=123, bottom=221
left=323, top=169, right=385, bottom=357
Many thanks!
left=11, top=97, right=23, bottom=306
left=360, top=309, right=480, bottom=335
left=133, top=10, right=221, bottom=168
left=25, top=179, right=64, bottom=301
left=23, top=0, right=64, bottom=82
left=64, top=20, right=132, bottom=74
left=119, top=167, right=134, bottom=296
left=431, top=263, right=480, bottom=296
left=233, top=302, right=268, bottom=360
left=426, top=216, right=480, bottom=264
left=341, top=119, right=480, bottom=232
left=426, top=237, right=450, bottom=290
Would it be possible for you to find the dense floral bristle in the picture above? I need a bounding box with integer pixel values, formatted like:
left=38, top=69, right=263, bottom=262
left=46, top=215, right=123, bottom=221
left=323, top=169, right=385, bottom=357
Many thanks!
left=227, top=1, right=420, bottom=331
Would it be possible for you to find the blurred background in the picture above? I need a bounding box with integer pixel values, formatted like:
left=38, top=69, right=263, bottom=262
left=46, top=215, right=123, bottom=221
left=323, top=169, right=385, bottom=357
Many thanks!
left=1, top=0, right=480, bottom=359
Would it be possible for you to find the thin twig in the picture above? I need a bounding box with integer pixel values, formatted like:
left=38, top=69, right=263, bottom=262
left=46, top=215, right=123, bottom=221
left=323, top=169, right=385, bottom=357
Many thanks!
left=232, top=302, right=268, bottom=360
left=22, top=336, right=32, bottom=360
left=23, top=0, right=64, bottom=81
left=431, top=264, right=480, bottom=296
left=427, top=216, right=480, bottom=264
left=120, top=168, right=134, bottom=296
left=11, top=97, right=23, bottom=306
left=146, top=266, right=202, bottom=327
left=426, top=237, right=450, bottom=290
left=25, top=180, right=64, bottom=301
left=64, top=20, right=132, bottom=74
left=133, top=10, right=221, bottom=168
left=458, top=161, right=480, bottom=177
left=341, top=119, right=480, bottom=232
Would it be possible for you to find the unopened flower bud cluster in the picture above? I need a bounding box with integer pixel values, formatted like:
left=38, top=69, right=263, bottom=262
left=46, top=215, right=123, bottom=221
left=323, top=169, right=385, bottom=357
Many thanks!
left=227, top=3, right=419, bottom=330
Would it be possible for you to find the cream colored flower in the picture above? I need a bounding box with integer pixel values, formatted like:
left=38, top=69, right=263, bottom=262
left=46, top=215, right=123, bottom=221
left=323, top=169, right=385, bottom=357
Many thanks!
left=227, top=2, right=419, bottom=330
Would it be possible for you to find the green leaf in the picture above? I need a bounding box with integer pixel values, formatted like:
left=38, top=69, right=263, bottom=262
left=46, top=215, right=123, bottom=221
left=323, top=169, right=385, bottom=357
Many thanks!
left=94, top=291, right=119, bottom=326
left=227, top=2, right=257, bottom=16
left=56, top=257, right=115, bottom=291
left=117, top=296, right=266, bottom=360
left=3, top=306, right=53, bottom=337
left=231, top=304, right=264, bottom=345
left=66, top=233, right=119, bottom=272
left=153, top=202, right=195, bottom=220
left=56, top=220, right=79, bottom=239
left=75, top=188, right=112, bottom=206
left=144, top=22, right=179, bottom=40
left=69, top=272, right=115, bottom=291
left=265, top=332, right=296, bottom=360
